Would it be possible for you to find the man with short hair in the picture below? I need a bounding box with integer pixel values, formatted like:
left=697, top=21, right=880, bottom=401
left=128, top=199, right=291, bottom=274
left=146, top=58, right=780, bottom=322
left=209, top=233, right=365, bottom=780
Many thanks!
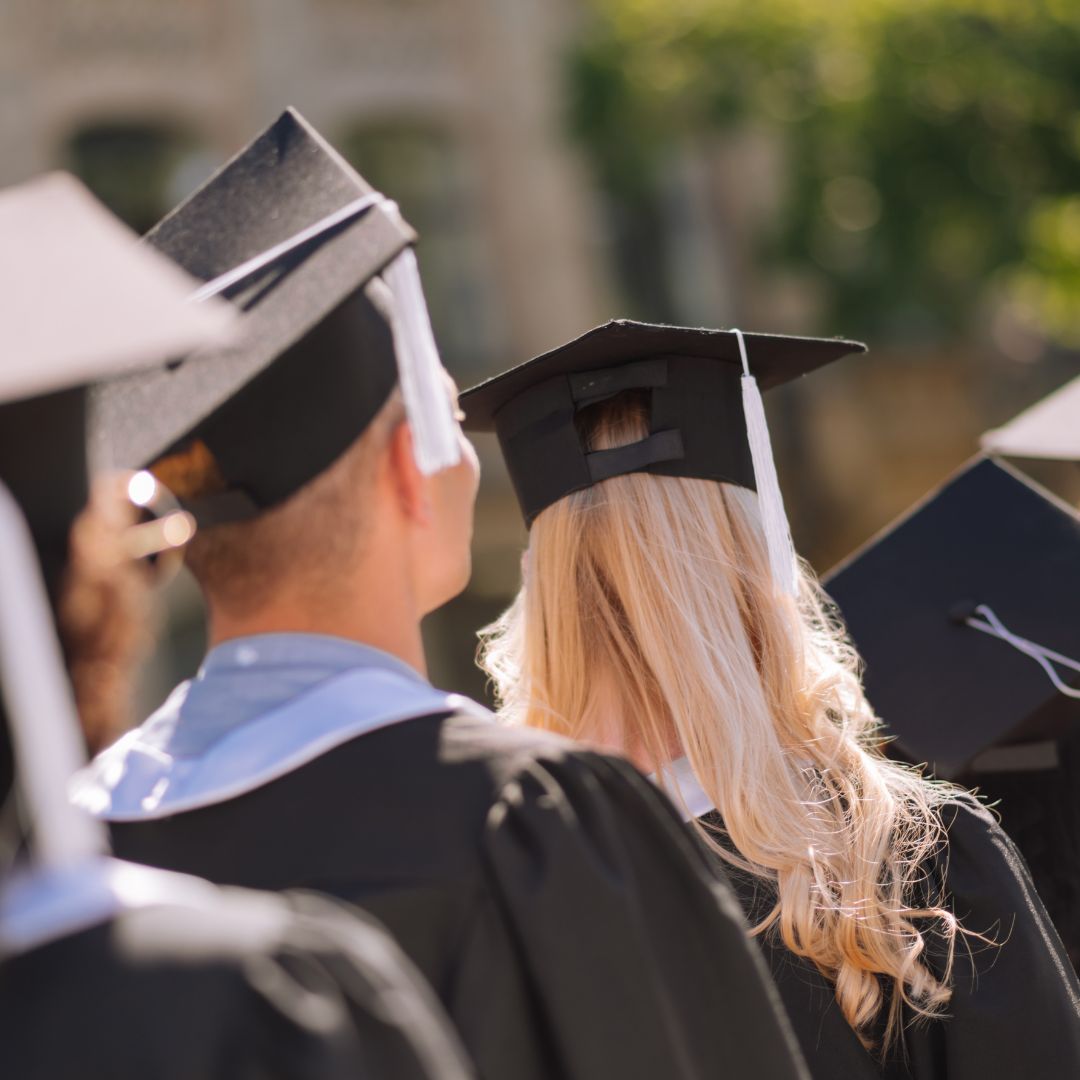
left=76, top=109, right=808, bottom=1080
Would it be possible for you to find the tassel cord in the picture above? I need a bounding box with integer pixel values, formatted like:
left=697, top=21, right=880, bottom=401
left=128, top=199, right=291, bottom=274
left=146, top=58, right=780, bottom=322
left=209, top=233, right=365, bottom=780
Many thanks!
left=966, top=604, right=1080, bottom=700
left=733, top=329, right=799, bottom=597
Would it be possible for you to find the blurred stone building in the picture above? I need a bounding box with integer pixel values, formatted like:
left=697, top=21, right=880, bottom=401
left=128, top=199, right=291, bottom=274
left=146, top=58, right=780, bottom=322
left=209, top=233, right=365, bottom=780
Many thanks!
left=2, top=0, right=1074, bottom=704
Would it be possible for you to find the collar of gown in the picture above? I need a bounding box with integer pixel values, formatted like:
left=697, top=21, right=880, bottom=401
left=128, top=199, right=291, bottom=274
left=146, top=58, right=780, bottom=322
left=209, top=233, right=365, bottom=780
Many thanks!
left=70, top=633, right=491, bottom=822
left=651, top=756, right=718, bottom=822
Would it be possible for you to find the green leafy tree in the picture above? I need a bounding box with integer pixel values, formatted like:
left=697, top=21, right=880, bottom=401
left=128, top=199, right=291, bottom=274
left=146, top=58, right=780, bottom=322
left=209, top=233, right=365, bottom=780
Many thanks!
left=570, top=0, right=1080, bottom=346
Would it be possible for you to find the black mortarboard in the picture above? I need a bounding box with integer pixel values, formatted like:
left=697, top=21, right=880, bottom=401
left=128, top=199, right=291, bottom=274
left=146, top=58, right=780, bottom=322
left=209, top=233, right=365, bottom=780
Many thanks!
left=981, top=374, right=1080, bottom=461
left=0, top=172, right=232, bottom=869
left=92, top=107, right=461, bottom=526
left=824, top=456, right=1080, bottom=779
left=462, top=319, right=864, bottom=593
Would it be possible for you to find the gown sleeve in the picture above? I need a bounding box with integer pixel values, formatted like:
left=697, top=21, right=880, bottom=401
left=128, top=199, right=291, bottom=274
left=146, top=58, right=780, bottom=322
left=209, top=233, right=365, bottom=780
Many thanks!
left=910, top=799, right=1080, bottom=1079
left=468, top=747, right=810, bottom=1080
left=251, top=891, right=477, bottom=1080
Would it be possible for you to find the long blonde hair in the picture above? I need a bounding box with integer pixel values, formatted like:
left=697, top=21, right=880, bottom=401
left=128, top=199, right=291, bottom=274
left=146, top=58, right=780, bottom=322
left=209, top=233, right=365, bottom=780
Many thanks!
left=480, top=392, right=971, bottom=1052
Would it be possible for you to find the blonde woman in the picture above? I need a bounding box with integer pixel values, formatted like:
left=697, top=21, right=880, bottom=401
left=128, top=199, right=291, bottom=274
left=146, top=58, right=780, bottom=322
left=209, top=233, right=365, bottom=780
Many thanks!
left=463, top=320, right=1080, bottom=1079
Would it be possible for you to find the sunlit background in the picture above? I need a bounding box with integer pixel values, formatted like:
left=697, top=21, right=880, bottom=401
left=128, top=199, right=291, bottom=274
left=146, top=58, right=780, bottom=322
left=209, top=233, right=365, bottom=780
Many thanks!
left=2, top=0, right=1078, bottom=705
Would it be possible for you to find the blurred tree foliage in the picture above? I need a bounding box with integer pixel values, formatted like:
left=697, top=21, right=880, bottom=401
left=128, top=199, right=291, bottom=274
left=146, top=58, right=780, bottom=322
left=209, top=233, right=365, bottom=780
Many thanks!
left=570, top=0, right=1080, bottom=346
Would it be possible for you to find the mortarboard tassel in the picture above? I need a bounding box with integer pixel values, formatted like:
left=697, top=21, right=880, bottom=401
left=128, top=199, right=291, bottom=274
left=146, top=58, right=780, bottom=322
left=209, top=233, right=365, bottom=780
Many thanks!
left=382, top=245, right=463, bottom=476
left=734, top=328, right=799, bottom=597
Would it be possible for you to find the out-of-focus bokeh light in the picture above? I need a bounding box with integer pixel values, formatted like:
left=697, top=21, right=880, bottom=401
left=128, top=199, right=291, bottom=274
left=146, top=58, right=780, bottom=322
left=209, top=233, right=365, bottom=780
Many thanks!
left=126, top=471, right=157, bottom=510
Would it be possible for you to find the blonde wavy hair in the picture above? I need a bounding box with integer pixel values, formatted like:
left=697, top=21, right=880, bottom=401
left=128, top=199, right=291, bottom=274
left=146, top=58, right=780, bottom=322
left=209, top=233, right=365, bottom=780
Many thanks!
left=480, top=392, right=973, bottom=1053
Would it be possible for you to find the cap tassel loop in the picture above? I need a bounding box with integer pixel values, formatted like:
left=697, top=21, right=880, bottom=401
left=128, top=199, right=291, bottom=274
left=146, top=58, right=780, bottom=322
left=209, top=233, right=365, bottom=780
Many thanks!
left=734, top=328, right=799, bottom=598
left=966, top=604, right=1080, bottom=700
left=382, top=244, right=462, bottom=476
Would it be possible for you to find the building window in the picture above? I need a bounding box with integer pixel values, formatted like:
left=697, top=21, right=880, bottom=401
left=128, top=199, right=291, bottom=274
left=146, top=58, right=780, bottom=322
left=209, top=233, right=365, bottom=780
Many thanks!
left=64, top=121, right=213, bottom=234
left=341, top=122, right=503, bottom=379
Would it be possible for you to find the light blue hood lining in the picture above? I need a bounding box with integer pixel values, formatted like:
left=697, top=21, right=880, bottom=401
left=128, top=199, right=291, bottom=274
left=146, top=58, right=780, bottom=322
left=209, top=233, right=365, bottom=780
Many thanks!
left=71, top=664, right=490, bottom=822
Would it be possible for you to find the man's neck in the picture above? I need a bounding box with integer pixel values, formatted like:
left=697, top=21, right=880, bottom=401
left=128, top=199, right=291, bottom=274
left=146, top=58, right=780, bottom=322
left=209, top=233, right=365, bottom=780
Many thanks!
left=205, top=583, right=428, bottom=678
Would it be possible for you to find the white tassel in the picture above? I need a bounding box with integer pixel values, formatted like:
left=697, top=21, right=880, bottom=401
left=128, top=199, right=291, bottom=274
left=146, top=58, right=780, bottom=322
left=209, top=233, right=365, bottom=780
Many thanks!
left=381, top=244, right=462, bottom=475
left=734, top=329, right=799, bottom=597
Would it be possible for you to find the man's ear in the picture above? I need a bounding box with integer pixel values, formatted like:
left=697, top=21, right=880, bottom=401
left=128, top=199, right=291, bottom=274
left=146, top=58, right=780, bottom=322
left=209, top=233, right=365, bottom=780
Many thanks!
left=386, top=421, right=432, bottom=526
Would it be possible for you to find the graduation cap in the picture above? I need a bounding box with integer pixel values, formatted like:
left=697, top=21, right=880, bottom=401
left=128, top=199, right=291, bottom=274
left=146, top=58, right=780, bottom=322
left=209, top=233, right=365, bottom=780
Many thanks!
left=981, top=374, right=1080, bottom=461
left=0, top=171, right=232, bottom=873
left=92, top=107, right=461, bottom=527
left=461, top=319, right=865, bottom=594
left=824, top=456, right=1080, bottom=779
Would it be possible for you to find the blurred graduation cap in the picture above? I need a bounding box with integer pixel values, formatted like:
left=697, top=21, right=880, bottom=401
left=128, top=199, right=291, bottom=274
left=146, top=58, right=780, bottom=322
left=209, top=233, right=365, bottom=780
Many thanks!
left=981, top=374, right=1080, bottom=461
left=462, top=319, right=865, bottom=593
left=0, top=171, right=232, bottom=875
left=92, top=107, right=460, bottom=528
left=824, top=456, right=1080, bottom=779
left=0, top=172, right=233, bottom=597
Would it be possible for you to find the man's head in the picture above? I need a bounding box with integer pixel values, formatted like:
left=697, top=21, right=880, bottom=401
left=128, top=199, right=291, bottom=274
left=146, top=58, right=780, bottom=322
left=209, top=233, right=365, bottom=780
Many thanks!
left=92, top=110, right=479, bottom=657
left=152, top=375, right=479, bottom=637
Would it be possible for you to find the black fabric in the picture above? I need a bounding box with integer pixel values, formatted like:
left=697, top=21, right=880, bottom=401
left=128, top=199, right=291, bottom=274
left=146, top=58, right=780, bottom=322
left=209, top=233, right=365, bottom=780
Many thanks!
left=112, top=711, right=810, bottom=1080
left=959, top=730, right=1080, bottom=971
left=824, top=455, right=1080, bottom=777
left=91, top=108, right=413, bottom=519
left=586, top=428, right=684, bottom=482
left=568, top=356, right=669, bottom=406
left=0, top=886, right=474, bottom=1079
left=0, top=386, right=86, bottom=605
left=187, top=282, right=399, bottom=513
left=705, top=799, right=1080, bottom=1079
left=488, top=354, right=754, bottom=526
left=461, top=321, right=864, bottom=526
left=0, top=388, right=88, bottom=823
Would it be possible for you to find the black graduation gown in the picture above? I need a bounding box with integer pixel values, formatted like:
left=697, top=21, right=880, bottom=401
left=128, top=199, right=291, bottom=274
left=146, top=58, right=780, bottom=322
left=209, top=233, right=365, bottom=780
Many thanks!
left=111, top=711, right=809, bottom=1080
left=0, top=885, right=474, bottom=1080
left=708, top=799, right=1080, bottom=1079
left=957, top=730, right=1080, bottom=972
